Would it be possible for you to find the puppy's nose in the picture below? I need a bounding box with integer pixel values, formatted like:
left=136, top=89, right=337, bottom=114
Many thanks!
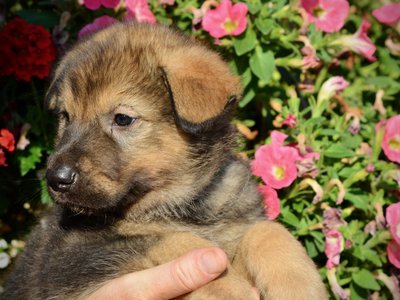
left=46, top=165, right=77, bottom=193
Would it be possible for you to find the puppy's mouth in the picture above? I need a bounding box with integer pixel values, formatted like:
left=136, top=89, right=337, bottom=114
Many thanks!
left=47, top=178, right=153, bottom=216
left=49, top=190, right=117, bottom=215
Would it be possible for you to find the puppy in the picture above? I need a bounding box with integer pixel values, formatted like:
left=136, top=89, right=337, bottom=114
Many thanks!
left=3, top=23, right=327, bottom=299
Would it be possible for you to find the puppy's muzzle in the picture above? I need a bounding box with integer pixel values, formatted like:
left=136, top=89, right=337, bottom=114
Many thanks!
left=46, top=164, right=78, bottom=193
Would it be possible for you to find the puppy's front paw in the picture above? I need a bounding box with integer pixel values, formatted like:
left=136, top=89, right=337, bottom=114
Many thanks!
left=182, top=274, right=258, bottom=300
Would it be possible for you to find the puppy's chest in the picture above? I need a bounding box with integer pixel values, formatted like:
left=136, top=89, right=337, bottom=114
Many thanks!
left=114, top=220, right=250, bottom=258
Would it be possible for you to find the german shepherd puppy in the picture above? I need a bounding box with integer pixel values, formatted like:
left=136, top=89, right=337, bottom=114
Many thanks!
left=3, top=23, right=327, bottom=299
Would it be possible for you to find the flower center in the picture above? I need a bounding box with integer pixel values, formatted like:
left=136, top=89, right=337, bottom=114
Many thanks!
left=389, top=136, right=400, bottom=150
left=313, top=6, right=326, bottom=18
left=223, top=19, right=238, bottom=33
left=273, top=166, right=285, bottom=180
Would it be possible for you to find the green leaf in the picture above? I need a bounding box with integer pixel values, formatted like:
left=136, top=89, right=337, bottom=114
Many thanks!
left=249, top=47, right=275, bottom=83
left=18, top=146, right=43, bottom=176
left=280, top=209, right=300, bottom=227
left=344, top=193, right=369, bottom=211
left=255, top=18, right=275, bottom=35
left=310, top=231, right=325, bottom=252
left=241, top=67, right=252, bottom=88
left=342, top=134, right=362, bottom=150
left=350, top=283, right=368, bottom=300
left=305, top=239, right=318, bottom=258
left=352, top=269, right=380, bottom=291
left=324, top=144, right=356, bottom=158
left=233, top=28, right=257, bottom=56
left=239, top=88, right=255, bottom=108
left=246, top=0, right=262, bottom=14
left=16, top=10, right=59, bottom=29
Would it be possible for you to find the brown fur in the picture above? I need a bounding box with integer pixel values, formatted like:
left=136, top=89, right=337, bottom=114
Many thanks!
left=2, top=23, right=327, bottom=299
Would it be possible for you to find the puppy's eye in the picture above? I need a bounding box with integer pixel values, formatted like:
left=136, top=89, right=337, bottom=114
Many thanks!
left=113, top=114, right=136, bottom=127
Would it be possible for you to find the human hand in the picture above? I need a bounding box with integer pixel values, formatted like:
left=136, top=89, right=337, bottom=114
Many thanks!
left=87, top=247, right=228, bottom=300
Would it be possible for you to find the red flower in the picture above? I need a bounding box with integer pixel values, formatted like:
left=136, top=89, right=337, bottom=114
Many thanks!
left=258, top=185, right=280, bottom=220
left=0, top=149, right=6, bottom=167
left=373, top=3, right=400, bottom=27
left=0, top=129, right=15, bottom=152
left=0, top=18, right=55, bottom=81
left=79, top=16, right=119, bottom=38
left=301, top=0, right=349, bottom=33
left=202, top=0, right=248, bottom=38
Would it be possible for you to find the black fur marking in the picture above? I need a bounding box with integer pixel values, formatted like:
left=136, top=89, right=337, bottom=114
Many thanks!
left=164, top=155, right=235, bottom=225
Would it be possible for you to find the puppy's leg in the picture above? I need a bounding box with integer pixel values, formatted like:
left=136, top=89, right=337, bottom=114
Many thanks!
left=148, top=232, right=257, bottom=300
left=232, top=221, right=328, bottom=300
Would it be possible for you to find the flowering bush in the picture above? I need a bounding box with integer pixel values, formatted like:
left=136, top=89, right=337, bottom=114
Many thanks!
left=0, top=0, right=399, bottom=298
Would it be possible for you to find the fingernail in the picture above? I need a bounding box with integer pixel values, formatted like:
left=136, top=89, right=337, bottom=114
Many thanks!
left=199, top=250, right=227, bottom=275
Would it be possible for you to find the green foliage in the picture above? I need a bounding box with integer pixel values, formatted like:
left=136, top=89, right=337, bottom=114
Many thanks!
left=0, top=0, right=399, bottom=298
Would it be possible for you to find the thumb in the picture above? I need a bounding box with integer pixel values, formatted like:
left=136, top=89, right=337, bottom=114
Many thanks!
left=87, top=247, right=228, bottom=300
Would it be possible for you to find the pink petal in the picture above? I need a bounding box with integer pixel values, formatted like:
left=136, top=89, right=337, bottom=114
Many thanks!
left=382, top=115, right=400, bottom=164
left=202, top=0, right=248, bottom=38
left=373, top=4, right=400, bottom=26
left=202, top=11, right=228, bottom=38
left=230, top=3, right=248, bottom=36
left=325, top=229, right=343, bottom=269
left=125, top=0, right=156, bottom=23
left=386, top=202, right=400, bottom=244
left=78, top=15, right=118, bottom=38
left=319, top=0, right=349, bottom=32
left=83, top=0, right=101, bottom=10
left=301, top=0, right=349, bottom=32
left=301, top=0, right=319, bottom=13
left=388, top=240, right=400, bottom=269
left=252, top=144, right=298, bottom=189
left=270, top=130, right=288, bottom=146
left=258, top=185, right=280, bottom=220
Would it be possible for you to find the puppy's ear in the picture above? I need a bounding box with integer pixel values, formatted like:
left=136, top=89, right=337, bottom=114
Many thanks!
left=161, top=47, right=241, bottom=134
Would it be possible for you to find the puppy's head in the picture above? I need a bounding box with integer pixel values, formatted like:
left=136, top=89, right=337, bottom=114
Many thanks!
left=45, top=23, right=241, bottom=215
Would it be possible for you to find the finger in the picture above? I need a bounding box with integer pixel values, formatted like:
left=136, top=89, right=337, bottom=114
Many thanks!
left=87, top=247, right=228, bottom=300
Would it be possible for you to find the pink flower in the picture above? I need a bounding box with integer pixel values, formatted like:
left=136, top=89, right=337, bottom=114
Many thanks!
left=125, top=0, right=156, bottom=23
left=258, top=185, right=280, bottom=220
left=300, top=0, right=349, bottom=33
left=387, top=240, right=400, bottom=268
left=78, top=16, right=118, bottom=38
left=0, top=129, right=15, bottom=152
left=283, top=114, right=297, bottom=128
left=325, top=229, right=344, bottom=269
left=318, top=76, right=349, bottom=101
left=372, top=3, right=400, bottom=27
left=202, top=0, right=248, bottom=38
left=252, top=133, right=299, bottom=189
left=382, top=115, right=400, bottom=164
left=386, top=202, right=400, bottom=244
left=0, top=149, right=6, bottom=167
left=335, top=19, right=376, bottom=62
left=83, top=0, right=120, bottom=10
